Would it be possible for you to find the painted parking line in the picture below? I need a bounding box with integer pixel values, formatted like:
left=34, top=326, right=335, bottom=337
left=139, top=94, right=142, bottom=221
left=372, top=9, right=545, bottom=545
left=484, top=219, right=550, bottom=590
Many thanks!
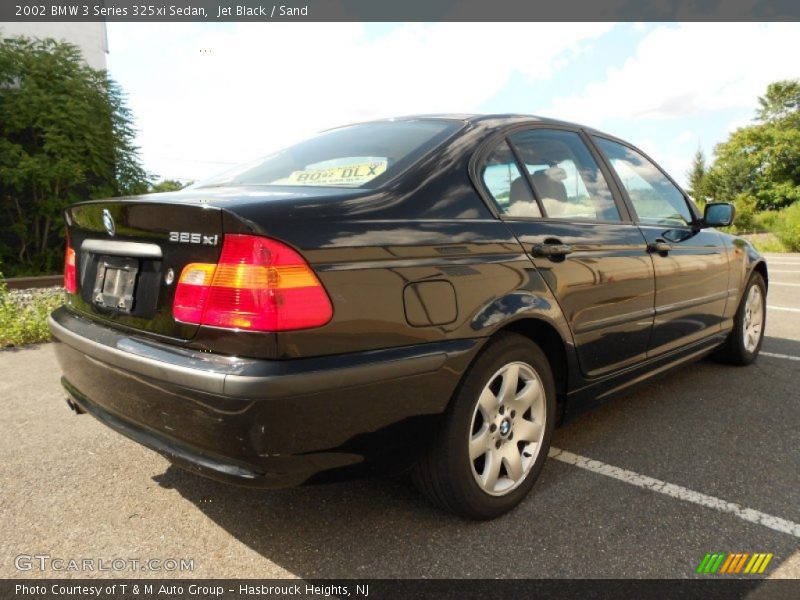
left=771, top=282, right=800, bottom=287
left=761, top=352, right=800, bottom=362
left=770, top=270, right=800, bottom=274
left=549, top=447, right=800, bottom=539
left=768, top=306, right=800, bottom=313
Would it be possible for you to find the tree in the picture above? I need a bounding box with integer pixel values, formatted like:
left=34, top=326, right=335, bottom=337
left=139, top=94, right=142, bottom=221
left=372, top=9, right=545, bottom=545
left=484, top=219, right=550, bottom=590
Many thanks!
left=149, top=179, right=189, bottom=193
left=703, top=79, right=800, bottom=213
left=757, top=80, right=800, bottom=122
left=686, top=146, right=707, bottom=204
left=0, top=37, right=150, bottom=275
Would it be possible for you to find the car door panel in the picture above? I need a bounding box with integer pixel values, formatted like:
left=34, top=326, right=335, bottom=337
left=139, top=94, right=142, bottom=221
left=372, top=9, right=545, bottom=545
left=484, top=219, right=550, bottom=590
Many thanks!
left=639, top=226, right=730, bottom=355
left=590, top=135, right=731, bottom=357
left=510, top=222, right=655, bottom=377
left=480, top=127, right=656, bottom=378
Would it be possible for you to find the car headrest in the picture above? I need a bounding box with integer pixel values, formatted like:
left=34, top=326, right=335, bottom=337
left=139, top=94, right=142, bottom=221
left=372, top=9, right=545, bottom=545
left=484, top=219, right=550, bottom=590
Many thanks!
left=532, top=169, right=568, bottom=204
left=510, top=177, right=532, bottom=204
left=543, top=167, right=567, bottom=181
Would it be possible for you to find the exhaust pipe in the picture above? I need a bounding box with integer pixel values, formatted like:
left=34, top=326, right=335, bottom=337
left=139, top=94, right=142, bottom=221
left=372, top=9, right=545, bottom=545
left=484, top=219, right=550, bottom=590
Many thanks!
left=61, top=377, right=85, bottom=414
left=65, top=397, right=85, bottom=415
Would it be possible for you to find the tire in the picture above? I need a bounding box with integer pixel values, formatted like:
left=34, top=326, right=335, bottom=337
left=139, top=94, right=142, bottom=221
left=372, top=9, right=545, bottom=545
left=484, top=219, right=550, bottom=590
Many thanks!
left=413, top=333, right=556, bottom=520
left=714, top=272, right=767, bottom=365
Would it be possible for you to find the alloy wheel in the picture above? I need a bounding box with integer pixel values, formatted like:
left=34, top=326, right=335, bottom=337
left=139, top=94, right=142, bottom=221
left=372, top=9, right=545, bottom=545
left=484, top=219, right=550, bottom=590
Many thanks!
left=742, top=284, right=764, bottom=354
left=468, top=361, right=546, bottom=496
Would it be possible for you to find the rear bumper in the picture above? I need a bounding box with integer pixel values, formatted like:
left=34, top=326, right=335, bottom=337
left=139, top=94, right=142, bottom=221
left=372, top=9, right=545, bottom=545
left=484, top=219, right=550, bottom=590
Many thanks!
left=50, top=307, right=479, bottom=487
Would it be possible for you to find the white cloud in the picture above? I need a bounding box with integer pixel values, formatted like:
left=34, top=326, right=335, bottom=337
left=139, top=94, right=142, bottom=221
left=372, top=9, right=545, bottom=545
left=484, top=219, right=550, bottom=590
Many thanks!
left=544, top=23, right=800, bottom=127
left=725, top=115, right=755, bottom=135
left=107, top=22, right=613, bottom=181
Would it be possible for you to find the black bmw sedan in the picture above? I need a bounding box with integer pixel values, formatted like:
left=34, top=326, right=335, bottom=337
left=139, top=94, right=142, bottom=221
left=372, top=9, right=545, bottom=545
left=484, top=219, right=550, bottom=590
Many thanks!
left=50, top=114, right=767, bottom=519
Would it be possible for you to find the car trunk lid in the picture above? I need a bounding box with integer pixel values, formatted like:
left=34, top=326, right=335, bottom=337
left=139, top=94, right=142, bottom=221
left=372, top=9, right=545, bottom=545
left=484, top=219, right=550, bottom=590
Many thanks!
left=66, top=200, right=224, bottom=340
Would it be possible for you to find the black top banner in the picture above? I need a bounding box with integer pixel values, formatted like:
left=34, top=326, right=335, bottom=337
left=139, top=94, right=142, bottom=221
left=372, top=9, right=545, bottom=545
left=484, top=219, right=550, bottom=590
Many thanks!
left=2, top=0, right=800, bottom=22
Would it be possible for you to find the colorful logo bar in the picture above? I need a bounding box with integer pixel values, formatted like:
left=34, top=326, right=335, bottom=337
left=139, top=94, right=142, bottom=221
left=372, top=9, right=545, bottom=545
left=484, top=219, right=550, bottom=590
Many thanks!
left=696, top=552, right=773, bottom=574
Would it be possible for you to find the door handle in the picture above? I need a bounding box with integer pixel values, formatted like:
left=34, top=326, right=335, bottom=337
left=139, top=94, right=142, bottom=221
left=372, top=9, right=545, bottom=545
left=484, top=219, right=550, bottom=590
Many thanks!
left=647, top=239, right=671, bottom=255
left=531, top=242, right=573, bottom=258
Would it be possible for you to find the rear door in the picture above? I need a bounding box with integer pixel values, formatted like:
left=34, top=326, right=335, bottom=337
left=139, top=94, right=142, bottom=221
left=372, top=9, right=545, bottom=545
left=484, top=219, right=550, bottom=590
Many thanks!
left=591, top=136, right=730, bottom=357
left=479, top=126, right=655, bottom=378
left=66, top=200, right=224, bottom=340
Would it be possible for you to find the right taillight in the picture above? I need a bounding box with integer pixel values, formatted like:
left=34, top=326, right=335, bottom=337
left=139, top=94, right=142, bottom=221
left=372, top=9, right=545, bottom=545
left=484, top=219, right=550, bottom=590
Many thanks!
left=64, top=239, right=77, bottom=294
left=173, top=234, right=333, bottom=332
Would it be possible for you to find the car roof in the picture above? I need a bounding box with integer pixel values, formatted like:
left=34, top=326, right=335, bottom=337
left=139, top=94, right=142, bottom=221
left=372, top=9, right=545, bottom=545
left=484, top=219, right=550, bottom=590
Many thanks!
left=332, top=113, right=608, bottom=137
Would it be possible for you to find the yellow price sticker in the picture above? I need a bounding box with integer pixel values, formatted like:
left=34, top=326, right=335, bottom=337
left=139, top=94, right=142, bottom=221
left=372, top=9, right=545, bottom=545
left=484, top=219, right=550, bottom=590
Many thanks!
left=274, top=160, right=388, bottom=186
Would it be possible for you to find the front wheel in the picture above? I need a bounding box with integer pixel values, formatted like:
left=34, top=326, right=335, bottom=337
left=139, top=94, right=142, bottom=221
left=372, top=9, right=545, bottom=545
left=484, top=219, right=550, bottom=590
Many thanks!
left=413, top=333, right=556, bottom=520
left=715, top=272, right=767, bottom=365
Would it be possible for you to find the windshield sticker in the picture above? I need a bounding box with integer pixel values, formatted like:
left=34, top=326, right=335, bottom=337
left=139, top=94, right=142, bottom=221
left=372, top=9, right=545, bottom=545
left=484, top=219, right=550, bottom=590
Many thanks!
left=272, top=159, right=388, bottom=186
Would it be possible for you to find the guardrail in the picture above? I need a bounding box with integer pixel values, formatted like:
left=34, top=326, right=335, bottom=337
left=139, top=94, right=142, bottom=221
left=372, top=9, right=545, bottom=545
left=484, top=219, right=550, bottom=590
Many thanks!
left=1, top=275, right=63, bottom=290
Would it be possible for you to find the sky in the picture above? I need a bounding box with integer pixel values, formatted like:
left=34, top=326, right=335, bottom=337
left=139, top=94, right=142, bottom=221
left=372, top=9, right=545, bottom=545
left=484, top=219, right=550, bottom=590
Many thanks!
left=106, top=22, right=800, bottom=188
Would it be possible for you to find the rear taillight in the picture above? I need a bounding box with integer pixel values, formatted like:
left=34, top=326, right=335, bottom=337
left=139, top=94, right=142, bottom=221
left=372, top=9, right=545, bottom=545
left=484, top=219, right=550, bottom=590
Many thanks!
left=64, top=239, right=77, bottom=293
left=173, top=234, right=333, bottom=332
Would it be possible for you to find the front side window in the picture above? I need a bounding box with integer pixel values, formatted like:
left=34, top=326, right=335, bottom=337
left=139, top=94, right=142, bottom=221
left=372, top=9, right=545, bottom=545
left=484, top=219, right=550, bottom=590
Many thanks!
left=480, top=140, right=541, bottom=218
left=194, top=120, right=462, bottom=190
left=509, top=129, right=621, bottom=222
left=593, top=137, right=692, bottom=226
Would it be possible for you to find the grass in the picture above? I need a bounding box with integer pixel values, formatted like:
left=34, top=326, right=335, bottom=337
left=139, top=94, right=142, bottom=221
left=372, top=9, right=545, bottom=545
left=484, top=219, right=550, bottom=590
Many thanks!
left=730, top=203, right=800, bottom=252
left=740, top=232, right=789, bottom=253
left=0, top=280, right=64, bottom=348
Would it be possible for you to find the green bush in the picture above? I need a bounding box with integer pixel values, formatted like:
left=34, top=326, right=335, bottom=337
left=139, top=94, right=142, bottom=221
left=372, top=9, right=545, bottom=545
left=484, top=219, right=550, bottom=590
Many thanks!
left=0, top=37, right=150, bottom=276
left=753, top=209, right=781, bottom=232
left=731, top=194, right=759, bottom=232
left=773, top=202, right=800, bottom=251
left=0, top=277, right=64, bottom=347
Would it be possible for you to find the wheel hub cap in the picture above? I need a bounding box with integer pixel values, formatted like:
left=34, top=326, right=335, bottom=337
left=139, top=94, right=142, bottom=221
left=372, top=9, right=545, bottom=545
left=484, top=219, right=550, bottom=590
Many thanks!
left=742, top=284, right=764, bottom=354
left=468, top=361, right=547, bottom=496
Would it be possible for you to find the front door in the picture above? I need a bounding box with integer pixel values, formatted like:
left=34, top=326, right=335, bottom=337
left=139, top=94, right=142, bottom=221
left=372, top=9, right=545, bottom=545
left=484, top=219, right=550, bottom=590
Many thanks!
left=592, top=136, right=730, bottom=356
left=479, top=128, right=655, bottom=378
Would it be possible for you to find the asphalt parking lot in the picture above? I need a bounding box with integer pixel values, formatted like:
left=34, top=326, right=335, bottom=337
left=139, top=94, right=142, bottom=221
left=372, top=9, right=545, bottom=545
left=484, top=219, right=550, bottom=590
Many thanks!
left=1, top=253, right=798, bottom=580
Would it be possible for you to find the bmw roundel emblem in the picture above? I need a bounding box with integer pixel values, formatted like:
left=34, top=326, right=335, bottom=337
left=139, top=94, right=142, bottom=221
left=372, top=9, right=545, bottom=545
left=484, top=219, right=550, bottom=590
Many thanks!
left=102, top=209, right=115, bottom=236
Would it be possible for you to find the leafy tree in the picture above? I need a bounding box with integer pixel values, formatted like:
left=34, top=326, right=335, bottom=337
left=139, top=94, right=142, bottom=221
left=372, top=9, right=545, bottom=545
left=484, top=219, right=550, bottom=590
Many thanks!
left=149, top=179, right=189, bottom=193
left=0, top=37, right=150, bottom=275
left=703, top=79, right=800, bottom=214
left=757, top=80, right=800, bottom=122
left=686, top=146, right=707, bottom=205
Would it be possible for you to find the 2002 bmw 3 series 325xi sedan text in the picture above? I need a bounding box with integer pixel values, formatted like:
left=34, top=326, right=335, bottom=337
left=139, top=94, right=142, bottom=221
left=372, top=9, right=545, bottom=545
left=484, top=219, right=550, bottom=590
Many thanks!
left=51, top=115, right=768, bottom=519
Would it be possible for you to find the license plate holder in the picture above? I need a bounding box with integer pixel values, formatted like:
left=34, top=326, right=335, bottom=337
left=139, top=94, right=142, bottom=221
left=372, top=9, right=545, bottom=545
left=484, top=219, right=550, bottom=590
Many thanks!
left=93, top=256, right=139, bottom=313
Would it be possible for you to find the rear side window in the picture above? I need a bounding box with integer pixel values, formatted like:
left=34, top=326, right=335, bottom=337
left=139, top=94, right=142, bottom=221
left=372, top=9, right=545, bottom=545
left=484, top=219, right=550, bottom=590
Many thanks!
left=194, top=120, right=462, bottom=189
left=480, top=140, right=541, bottom=218
left=594, top=137, right=692, bottom=226
left=509, top=129, right=621, bottom=222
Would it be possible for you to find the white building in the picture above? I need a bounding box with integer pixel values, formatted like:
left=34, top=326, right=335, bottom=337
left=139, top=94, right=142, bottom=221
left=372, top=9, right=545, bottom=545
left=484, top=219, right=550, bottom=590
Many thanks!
left=0, top=22, right=107, bottom=70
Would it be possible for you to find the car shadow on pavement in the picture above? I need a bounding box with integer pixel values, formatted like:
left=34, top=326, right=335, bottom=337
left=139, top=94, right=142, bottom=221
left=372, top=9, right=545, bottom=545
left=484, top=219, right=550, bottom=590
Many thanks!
left=152, top=459, right=570, bottom=578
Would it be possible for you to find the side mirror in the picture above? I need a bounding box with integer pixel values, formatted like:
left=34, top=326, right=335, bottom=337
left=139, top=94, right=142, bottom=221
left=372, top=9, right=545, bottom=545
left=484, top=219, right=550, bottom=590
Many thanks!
left=703, top=202, right=735, bottom=228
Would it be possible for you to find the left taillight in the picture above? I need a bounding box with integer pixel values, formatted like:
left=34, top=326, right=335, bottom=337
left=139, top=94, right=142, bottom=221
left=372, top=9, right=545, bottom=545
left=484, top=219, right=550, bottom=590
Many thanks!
left=64, top=237, right=77, bottom=293
left=173, top=234, right=333, bottom=332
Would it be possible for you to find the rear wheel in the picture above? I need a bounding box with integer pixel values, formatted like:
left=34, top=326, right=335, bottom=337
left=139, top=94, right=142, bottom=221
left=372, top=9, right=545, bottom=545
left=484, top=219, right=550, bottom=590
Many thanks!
left=715, top=272, right=766, bottom=365
left=413, top=333, right=555, bottom=519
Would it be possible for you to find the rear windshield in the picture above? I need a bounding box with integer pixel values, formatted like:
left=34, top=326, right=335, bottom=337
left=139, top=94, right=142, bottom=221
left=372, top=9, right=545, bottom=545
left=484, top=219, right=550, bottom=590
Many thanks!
left=194, top=120, right=462, bottom=189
